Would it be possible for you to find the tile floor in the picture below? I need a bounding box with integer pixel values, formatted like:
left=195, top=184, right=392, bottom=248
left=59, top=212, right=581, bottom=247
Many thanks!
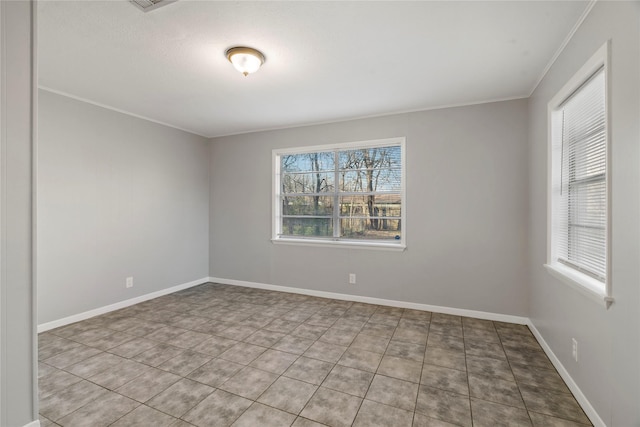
left=38, top=283, right=592, bottom=427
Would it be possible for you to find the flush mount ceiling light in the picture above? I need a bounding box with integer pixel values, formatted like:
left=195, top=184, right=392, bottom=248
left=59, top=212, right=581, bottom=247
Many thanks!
left=129, top=0, right=176, bottom=12
left=225, top=47, right=265, bottom=76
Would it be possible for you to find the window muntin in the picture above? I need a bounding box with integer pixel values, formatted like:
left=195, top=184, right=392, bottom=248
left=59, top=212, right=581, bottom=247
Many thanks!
left=274, top=138, right=405, bottom=247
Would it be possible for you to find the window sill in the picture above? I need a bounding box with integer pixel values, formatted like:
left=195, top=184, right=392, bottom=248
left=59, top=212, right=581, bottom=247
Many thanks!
left=271, top=237, right=406, bottom=252
left=544, top=263, right=613, bottom=309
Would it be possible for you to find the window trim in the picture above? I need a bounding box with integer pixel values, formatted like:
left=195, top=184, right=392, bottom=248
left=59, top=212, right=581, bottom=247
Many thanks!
left=272, top=137, right=406, bottom=251
left=545, top=41, right=613, bottom=308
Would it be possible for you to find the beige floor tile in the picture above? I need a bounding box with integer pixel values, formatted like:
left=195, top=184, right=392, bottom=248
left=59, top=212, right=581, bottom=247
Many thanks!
left=470, top=398, right=532, bottom=427
left=337, top=348, right=383, bottom=372
left=300, top=387, right=362, bottom=427
left=187, top=357, right=244, bottom=387
left=468, top=374, right=525, bottom=408
left=218, top=342, right=267, bottom=364
left=258, top=376, right=318, bottom=414
left=57, top=391, right=139, bottom=427
left=303, top=340, right=347, bottom=363
left=321, top=364, right=374, bottom=397
left=365, top=374, right=419, bottom=411
left=283, top=356, right=333, bottom=385
left=231, top=402, right=296, bottom=427
left=110, top=405, right=178, bottom=427
left=218, top=366, right=278, bottom=400
left=36, top=284, right=590, bottom=427
left=378, top=355, right=422, bottom=383
left=249, top=349, right=299, bottom=375
left=39, top=380, right=110, bottom=422
left=183, top=389, right=252, bottom=427
left=146, top=378, right=214, bottom=417
left=115, top=367, right=180, bottom=402
left=353, top=399, right=413, bottom=427
left=415, top=385, right=471, bottom=427
left=420, top=364, right=469, bottom=395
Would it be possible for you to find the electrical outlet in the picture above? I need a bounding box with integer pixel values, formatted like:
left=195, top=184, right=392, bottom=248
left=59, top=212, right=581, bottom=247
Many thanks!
left=572, top=338, right=578, bottom=362
left=349, top=273, right=356, bottom=284
left=126, top=277, right=134, bottom=288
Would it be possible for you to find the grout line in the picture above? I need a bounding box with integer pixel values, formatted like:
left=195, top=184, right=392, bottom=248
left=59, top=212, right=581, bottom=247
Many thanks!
left=497, top=324, right=536, bottom=424
left=349, top=309, right=401, bottom=425
left=38, top=284, right=590, bottom=426
left=462, top=320, right=473, bottom=426
left=411, top=316, right=429, bottom=426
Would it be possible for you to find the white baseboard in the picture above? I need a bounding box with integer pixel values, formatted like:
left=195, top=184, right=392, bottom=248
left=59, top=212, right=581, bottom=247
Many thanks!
left=528, top=322, right=605, bottom=427
left=37, top=277, right=209, bottom=333
left=207, top=276, right=529, bottom=325
left=213, top=276, right=604, bottom=426
left=34, top=274, right=602, bottom=427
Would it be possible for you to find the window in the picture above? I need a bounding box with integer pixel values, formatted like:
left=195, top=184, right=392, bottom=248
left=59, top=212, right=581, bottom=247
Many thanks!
left=546, top=43, right=612, bottom=307
left=273, top=138, right=405, bottom=249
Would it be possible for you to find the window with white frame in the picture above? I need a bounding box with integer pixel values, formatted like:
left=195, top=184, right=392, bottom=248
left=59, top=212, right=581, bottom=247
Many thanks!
left=547, top=43, right=612, bottom=306
left=273, top=138, right=405, bottom=249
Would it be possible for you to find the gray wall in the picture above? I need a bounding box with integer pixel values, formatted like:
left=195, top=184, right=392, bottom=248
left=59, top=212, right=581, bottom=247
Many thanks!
left=0, top=1, right=38, bottom=425
left=209, top=99, right=530, bottom=316
left=37, top=90, right=210, bottom=324
left=527, top=2, right=639, bottom=425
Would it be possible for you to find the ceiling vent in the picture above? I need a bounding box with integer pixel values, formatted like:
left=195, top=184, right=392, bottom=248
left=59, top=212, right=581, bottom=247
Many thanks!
left=130, top=0, right=176, bottom=12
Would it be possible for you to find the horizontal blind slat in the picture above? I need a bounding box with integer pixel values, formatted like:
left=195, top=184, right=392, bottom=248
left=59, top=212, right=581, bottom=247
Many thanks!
left=556, top=67, right=606, bottom=281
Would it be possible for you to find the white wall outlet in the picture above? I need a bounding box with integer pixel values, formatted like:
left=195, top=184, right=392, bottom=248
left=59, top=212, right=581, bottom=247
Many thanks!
left=349, top=273, right=356, bottom=284
left=126, top=277, right=134, bottom=288
left=572, top=338, right=578, bottom=362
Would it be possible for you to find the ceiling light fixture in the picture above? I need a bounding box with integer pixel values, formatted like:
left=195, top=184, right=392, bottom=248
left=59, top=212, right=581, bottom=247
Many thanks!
left=225, top=47, right=265, bottom=76
left=129, top=0, right=176, bottom=12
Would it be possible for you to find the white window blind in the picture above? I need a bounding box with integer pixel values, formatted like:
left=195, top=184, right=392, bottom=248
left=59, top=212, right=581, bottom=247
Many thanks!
left=555, top=68, right=607, bottom=282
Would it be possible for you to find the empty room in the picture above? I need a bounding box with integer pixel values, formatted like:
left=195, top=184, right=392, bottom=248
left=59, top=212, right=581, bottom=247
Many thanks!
left=1, top=0, right=639, bottom=426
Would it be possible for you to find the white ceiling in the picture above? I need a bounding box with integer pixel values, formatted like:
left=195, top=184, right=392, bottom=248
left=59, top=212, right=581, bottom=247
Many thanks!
left=38, top=1, right=591, bottom=138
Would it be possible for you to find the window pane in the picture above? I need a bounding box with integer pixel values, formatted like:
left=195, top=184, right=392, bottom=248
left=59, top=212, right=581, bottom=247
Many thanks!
left=339, top=169, right=401, bottom=192
left=569, top=179, right=606, bottom=229
left=340, top=218, right=401, bottom=240
left=281, top=152, right=335, bottom=173
left=568, top=132, right=606, bottom=180
left=282, top=196, right=334, bottom=216
left=339, top=195, right=401, bottom=217
left=567, top=226, right=606, bottom=279
left=275, top=140, right=404, bottom=246
left=557, top=68, right=607, bottom=280
left=282, top=172, right=335, bottom=194
left=281, top=217, right=333, bottom=237
left=338, top=146, right=401, bottom=170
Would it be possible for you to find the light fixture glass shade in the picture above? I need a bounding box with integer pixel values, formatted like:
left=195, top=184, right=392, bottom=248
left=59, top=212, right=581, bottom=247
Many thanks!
left=226, top=47, right=265, bottom=76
